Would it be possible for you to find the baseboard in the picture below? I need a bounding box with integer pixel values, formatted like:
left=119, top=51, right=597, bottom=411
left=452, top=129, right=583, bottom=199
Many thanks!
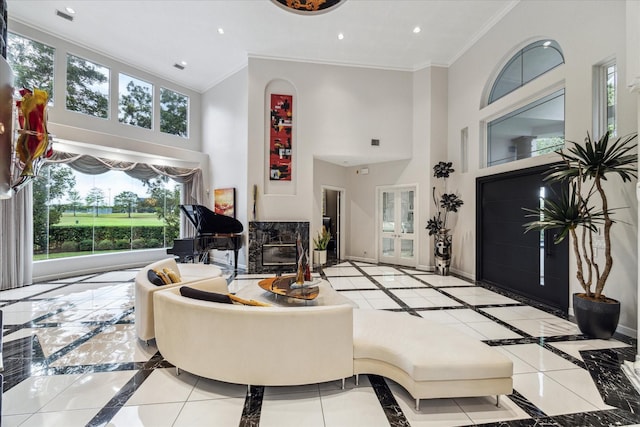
left=346, top=255, right=378, bottom=264
left=449, top=267, right=475, bottom=281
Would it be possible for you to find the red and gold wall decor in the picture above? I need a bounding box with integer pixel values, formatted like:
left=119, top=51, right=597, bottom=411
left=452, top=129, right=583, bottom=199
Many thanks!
left=269, top=94, right=293, bottom=181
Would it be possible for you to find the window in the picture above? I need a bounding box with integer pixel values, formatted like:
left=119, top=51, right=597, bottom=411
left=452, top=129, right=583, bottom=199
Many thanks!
left=33, top=163, right=181, bottom=260
left=160, top=87, right=189, bottom=137
left=119, top=73, right=153, bottom=129
left=66, top=54, right=110, bottom=118
left=487, top=89, right=565, bottom=167
left=7, top=32, right=55, bottom=103
left=594, top=61, right=616, bottom=137
left=489, top=40, right=564, bottom=104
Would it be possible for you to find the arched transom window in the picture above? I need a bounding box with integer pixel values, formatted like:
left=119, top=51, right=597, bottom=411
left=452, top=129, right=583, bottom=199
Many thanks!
left=489, top=40, right=564, bottom=104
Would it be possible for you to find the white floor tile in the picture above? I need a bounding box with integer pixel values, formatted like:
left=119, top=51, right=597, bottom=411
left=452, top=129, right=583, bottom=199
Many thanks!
left=260, top=391, right=325, bottom=427
left=416, top=310, right=460, bottom=324
left=1, top=414, right=31, bottom=427
left=495, top=347, right=539, bottom=374
left=0, top=284, right=61, bottom=300
left=323, top=266, right=362, bottom=276
left=508, top=318, right=581, bottom=337
left=549, top=339, right=630, bottom=361
left=455, top=395, right=530, bottom=424
left=503, top=344, right=579, bottom=371
left=445, top=309, right=493, bottom=323
left=172, top=398, right=245, bottom=427
left=18, top=408, right=98, bottom=427
left=40, top=371, right=136, bottom=412
left=4, top=326, right=96, bottom=357
left=107, top=403, right=183, bottom=427
left=188, top=378, right=248, bottom=401
left=446, top=322, right=488, bottom=340
left=367, top=297, right=401, bottom=309
left=321, top=386, right=390, bottom=427
left=423, top=276, right=473, bottom=287
left=545, top=368, right=614, bottom=410
left=453, top=294, right=519, bottom=306
left=481, top=305, right=559, bottom=321
left=3, top=374, right=83, bottom=415
left=466, top=321, right=522, bottom=340
left=513, top=372, right=599, bottom=415
left=126, top=368, right=198, bottom=406
left=263, top=384, right=320, bottom=396
left=387, top=381, right=472, bottom=427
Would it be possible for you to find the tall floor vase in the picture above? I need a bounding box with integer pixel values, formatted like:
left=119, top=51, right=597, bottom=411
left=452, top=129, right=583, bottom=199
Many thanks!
left=434, top=229, right=452, bottom=276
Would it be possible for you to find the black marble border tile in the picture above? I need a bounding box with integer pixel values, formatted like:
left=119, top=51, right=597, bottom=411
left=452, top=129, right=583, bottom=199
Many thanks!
left=239, top=385, right=264, bottom=427
left=369, top=374, right=411, bottom=427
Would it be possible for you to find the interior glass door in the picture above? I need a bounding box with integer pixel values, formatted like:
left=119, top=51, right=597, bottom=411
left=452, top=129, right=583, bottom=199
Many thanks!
left=379, top=187, right=416, bottom=266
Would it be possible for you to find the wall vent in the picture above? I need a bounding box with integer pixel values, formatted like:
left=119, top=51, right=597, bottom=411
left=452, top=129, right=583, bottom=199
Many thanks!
left=173, top=63, right=185, bottom=70
left=55, top=10, right=74, bottom=21
left=371, top=138, right=380, bottom=146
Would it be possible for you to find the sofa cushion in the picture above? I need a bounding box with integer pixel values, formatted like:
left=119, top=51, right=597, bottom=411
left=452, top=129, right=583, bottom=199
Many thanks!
left=163, top=267, right=181, bottom=283
left=180, top=286, right=233, bottom=304
left=147, top=269, right=165, bottom=286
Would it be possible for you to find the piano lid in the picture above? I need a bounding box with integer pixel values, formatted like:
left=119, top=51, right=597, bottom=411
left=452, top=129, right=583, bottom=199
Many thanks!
left=181, top=205, right=243, bottom=235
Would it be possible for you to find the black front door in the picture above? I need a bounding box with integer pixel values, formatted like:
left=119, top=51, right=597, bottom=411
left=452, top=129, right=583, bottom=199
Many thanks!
left=476, top=165, right=569, bottom=312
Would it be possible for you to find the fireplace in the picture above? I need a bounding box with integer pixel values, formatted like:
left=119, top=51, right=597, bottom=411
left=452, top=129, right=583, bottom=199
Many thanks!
left=248, top=221, right=309, bottom=274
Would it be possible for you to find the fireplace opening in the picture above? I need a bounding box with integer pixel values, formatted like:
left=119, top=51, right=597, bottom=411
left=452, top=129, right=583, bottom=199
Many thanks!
left=262, top=243, right=297, bottom=266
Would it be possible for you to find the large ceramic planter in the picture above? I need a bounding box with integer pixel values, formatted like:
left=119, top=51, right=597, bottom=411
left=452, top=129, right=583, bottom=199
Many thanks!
left=313, top=249, right=327, bottom=267
left=434, top=229, right=452, bottom=276
left=573, top=293, right=620, bottom=339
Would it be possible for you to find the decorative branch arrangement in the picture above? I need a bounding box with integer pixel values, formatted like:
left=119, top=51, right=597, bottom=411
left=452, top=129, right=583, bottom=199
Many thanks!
left=426, top=161, right=464, bottom=235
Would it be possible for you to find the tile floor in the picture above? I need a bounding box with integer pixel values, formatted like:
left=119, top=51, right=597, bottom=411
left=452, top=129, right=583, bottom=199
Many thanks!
left=1, top=261, right=639, bottom=426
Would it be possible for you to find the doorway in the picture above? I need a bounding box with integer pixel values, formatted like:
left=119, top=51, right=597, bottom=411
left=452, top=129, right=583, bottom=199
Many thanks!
left=378, top=186, right=417, bottom=267
left=322, top=187, right=344, bottom=262
left=476, top=165, right=569, bottom=312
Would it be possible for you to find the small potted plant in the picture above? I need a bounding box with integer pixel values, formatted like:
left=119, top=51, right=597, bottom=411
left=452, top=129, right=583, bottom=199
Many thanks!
left=524, top=131, right=637, bottom=339
left=312, top=226, right=331, bottom=267
left=426, top=161, right=463, bottom=275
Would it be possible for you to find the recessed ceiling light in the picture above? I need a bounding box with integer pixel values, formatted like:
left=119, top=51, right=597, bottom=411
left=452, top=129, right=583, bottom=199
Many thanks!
left=65, top=7, right=75, bottom=14
left=217, top=28, right=225, bottom=35
left=173, top=62, right=186, bottom=70
left=413, top=26, right=421, bottom=34
left=55, top=9, right=74, bottom=21
left=543, top=41, right=552, bottom=47
left=337, top=33, right=344, bottom=40
left=180, top=61, right=187, bottom=66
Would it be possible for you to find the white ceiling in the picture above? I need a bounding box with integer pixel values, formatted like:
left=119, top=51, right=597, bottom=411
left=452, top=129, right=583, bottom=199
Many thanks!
left=8, top=0, right=517, bottom=93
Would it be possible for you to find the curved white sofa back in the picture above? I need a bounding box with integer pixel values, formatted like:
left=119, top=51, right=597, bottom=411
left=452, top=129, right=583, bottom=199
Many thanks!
left=154, top=284, right=354, bottom=387
left=135, top=258, right=224, bottom=341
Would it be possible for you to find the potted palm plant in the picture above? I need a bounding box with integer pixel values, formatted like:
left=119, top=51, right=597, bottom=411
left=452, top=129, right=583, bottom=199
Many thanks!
left=524, top=131, right=637, bottom=339
left=312, top=226, right=331, bottom=267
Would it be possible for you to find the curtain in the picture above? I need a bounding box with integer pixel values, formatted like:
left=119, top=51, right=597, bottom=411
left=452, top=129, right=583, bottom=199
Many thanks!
left=47, top=151, right=207, bottom=203
left=0, top=183, right=33, bottom=290
left=47, top=150, right=206, bottom=240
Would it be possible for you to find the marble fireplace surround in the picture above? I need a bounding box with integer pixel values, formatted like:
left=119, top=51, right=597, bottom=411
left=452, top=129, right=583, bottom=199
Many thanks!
left=248, top=221, right=309, bottom=274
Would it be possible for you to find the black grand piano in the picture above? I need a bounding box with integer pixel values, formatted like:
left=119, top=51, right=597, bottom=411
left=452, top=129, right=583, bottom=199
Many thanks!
left=167, top=205, right=244, bottom=270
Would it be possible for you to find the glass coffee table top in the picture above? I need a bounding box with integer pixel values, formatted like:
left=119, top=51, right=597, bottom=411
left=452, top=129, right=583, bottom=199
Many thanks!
left=258, top=275, right=320, bottom=300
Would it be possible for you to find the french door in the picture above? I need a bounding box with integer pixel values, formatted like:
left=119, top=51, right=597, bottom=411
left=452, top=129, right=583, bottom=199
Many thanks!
left=379, top=186, right=416, bottom=267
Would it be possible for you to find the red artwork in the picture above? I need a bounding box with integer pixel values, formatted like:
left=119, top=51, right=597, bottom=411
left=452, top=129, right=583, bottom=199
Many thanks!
left=269, top=94, right=293, bottom=181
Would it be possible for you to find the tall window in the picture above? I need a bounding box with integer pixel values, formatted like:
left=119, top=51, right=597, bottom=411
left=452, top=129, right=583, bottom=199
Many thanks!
left=489, top=40, right=564, bottom=104
left=7, top=32, right=55, bottom=102
left=119, top=73, right=153, bottom=129
left=33, top=164, right=181, bottom=260
left=160, top=87, right=189, bottom=137
left=66, top=54, right=110, bottom=119
left=487, top=89, right=565, bottom=167
left=594, top=61, right=616, bottom=137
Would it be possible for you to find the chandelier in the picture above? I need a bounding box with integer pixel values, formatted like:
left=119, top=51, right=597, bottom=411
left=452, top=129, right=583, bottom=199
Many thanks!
left=272, top=0, right=346, bottom=14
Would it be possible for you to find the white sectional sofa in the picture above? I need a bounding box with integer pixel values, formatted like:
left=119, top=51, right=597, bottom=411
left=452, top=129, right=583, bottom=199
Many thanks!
left=153, top=281, right=354, bottom=387
left=150, top=277, right=513, bottom=409
left=134, top=258, right=224, bottom=341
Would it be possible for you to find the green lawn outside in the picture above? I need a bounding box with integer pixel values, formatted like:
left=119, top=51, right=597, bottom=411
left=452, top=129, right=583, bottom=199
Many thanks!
left=55, top=212, right=165, bottom=227
left=34, top=249, right=127, bottom=260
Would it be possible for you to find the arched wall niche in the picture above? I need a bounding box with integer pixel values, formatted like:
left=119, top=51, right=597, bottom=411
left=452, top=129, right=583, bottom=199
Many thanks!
left=264, top=78, right=298, bottom=196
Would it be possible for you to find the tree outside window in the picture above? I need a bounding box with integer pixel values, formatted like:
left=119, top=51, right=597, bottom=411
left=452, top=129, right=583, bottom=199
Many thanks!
left=160, top=87, right=189, bottom=137
left=119, top=73, right=153, bottom=129
left=7, top=32, right=54, bottom=102
left=66, top=54, right=110, bottom=119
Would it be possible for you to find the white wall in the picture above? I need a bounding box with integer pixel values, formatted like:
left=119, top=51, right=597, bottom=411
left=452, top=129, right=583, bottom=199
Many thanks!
left=448, top=0, right=638, bottom=334
left=201, top=67, right=249, bottom=268
left=246, top=58, right=414, bottom=244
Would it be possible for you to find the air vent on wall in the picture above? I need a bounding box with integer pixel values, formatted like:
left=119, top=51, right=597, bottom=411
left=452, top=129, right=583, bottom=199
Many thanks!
left=371, top=139, right=380, bottom=146
left=55, top=9, right=74, bottom=21
left=173, top=63, right=185, bottom=70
